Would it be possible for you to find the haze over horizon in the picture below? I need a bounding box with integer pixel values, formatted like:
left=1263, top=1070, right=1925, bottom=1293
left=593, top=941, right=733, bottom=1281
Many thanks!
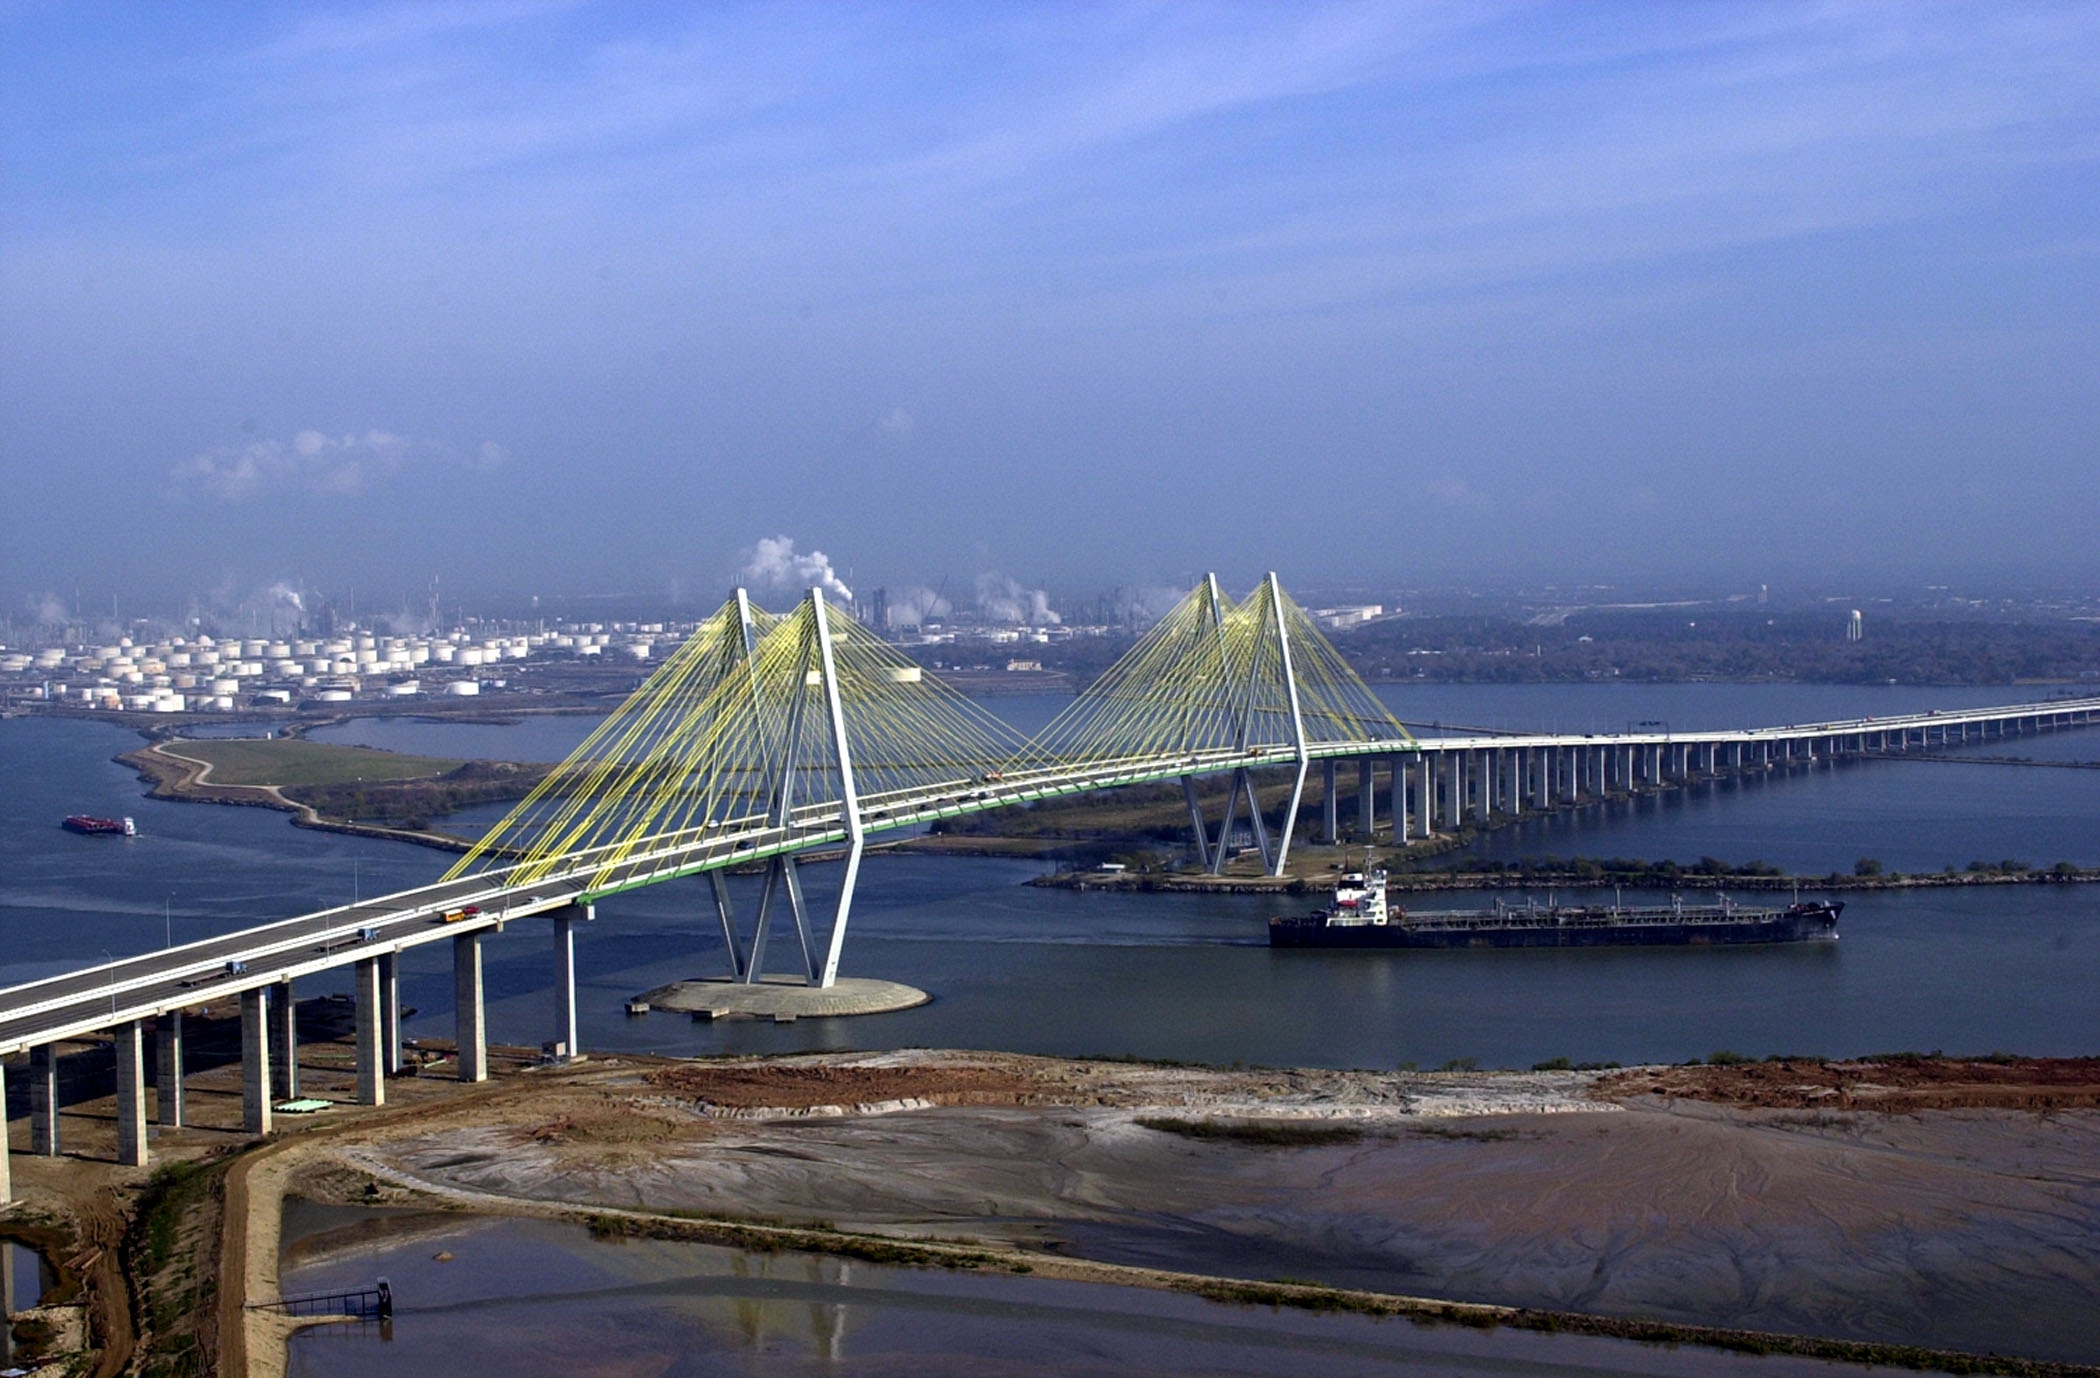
left=5, top=3, right=2098, bottom=615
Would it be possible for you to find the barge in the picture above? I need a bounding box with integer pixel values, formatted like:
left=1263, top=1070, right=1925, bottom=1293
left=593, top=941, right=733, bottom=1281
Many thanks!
left=61, top=814, right=137, bottom=837
left=1270, top=867, right=1840, bottom=949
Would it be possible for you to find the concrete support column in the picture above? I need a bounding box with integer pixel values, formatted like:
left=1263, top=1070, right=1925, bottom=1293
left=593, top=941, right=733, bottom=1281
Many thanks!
left=0, top=1062, right=9, bottom=1203
left=454, top=932, right=487, bottom=1083
left=1439, top=753, right=1458, bottom=829
left=553, top=908, right=580, bottom=1060
left=1416, top=755, right=1433, bottom=836
left=1389, top=756, right=1408, bottom=842
left=270, top=977, right=298, bottom=1101
left=1357, top=758, right=1375, bottom=838
left=241, top=987, right=271, bottom=1136
left=1320, top=759, right=1338, bottom=845
left=1472, top=751, right=1491, bottom=823
left=155, top=1013, right=184, bottom=1128
left=354, top=957, right=385, bottom=1106
left=1503, top=750, right=1521, bottom=816
left=113, top=1021, right=147, bottom=1168
left=379, top=951, right=401, bottom=1075
left=29, top=1044, right=58, bottom=1156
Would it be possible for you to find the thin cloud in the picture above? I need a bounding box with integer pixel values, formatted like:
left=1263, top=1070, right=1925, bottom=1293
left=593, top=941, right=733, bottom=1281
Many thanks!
left=171, top=429, right=474, bottom=501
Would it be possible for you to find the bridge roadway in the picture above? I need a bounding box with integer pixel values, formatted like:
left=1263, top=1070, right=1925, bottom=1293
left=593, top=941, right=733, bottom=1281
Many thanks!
left=1, top=693, right=2096, bottom=1190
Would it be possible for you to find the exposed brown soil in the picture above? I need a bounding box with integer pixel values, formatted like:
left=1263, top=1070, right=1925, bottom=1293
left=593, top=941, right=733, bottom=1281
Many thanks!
left=646, top=1060, right=1046, bottom=1109
left=1597, top=1055, right=2100, bottom=1113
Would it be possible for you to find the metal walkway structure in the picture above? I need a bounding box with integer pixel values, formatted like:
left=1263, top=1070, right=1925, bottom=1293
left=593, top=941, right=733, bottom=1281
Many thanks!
left=3, top=572, right=2098, bottom=1193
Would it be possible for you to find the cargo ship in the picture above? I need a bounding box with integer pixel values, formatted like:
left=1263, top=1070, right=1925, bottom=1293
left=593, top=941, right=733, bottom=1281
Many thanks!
left=61, top=814, right=137, bottom=837
left=1269, top=867, right=1840, bottom=949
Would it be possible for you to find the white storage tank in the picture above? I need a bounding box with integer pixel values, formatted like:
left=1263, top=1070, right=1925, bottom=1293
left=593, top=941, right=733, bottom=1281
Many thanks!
left=443, top=679, right=481, bottom=696
left=312, top=689, right=354, bottom=703
left=385, top=680, right=421, bottom=697
left=211, top=677, right=241, bottom=694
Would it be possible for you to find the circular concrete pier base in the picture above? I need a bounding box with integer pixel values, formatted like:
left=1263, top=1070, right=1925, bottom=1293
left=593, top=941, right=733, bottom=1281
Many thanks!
left=636, top=974, right=930, bottom=1022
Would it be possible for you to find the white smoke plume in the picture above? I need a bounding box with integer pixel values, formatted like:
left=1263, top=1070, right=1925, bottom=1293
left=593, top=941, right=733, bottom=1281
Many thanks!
left=1127, top=585, right=1190, bottom=628
left=742, top=535, right=852, bottom=604
left=266, top=580, right=305, bottom=614
left=886, top=586, right=951, bottom=629
left=25, top=593, right=68, bottom=625
left=976, top=574, right=1062, bottom=626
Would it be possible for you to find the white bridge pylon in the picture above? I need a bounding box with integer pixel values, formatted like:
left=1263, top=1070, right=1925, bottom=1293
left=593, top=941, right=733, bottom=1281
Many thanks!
left=445, top=574, right=1411, bottom=986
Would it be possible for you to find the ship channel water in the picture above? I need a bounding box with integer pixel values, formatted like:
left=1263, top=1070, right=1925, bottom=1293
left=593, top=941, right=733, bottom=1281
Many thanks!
left=4, top=684, right=2099, bottom=1069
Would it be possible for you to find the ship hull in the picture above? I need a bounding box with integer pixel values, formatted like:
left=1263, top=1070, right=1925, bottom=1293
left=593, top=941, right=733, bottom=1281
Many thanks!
left=1269, top=902, right=1841, bottom=950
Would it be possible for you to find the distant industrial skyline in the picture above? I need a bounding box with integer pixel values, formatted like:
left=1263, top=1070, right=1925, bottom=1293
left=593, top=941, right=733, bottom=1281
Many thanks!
left=5, top=4, right=2098, bottom=608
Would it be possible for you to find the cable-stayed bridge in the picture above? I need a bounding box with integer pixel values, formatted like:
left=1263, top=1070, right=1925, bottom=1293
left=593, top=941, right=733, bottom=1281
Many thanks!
left=3, top=574, right=2097, bottom=1192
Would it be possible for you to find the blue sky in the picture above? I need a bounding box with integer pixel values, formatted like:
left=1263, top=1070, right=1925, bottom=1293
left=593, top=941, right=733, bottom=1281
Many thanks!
left=4, top=2, right=2097, bottom=613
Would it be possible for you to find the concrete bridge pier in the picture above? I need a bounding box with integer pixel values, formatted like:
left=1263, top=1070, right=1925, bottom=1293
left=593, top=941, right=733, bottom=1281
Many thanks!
left=354, top=957, right=385, bottom=1106
left=380, top=952, right=401, bottom=1075
left=0, top=1062, right=9, bottom=1202
left=552, top=904, right=589, bottom=1060
left=271, top=977, right=298, bottom=1101
left=241, top=987, right=271, bottom=1136
left=155, top=1013, right=184, bottom=1128
left=1416, top=755, right=1433, bottom=836
left=1357, top=758, right=1375, bottom=838
left=1389, top=756, right=1408, bottom=841
left=1180, top=776, right=1213, bottom=871
left=114, top=1020, right=146, bottom=1168
left=29, top=1044, right=58, bottom=1155
left=1320, top=759, right=1338, bottom=845
left=454, top=933, right=487, bottom=1083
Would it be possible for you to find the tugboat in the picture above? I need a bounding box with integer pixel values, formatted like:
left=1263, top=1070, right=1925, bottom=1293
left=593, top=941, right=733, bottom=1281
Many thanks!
left=1269, top=864, right=1840, bottom=949
left=61, top=815, right=137, bottom=837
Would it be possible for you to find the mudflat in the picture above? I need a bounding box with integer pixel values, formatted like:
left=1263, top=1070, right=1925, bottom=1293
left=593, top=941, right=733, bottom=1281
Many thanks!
left=301, top=1051, right=2100, bottom=1366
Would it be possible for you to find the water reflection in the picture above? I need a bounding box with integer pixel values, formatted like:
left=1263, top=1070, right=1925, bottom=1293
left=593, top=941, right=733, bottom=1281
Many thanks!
left=283, top=1212, right=1898, bottom=1378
